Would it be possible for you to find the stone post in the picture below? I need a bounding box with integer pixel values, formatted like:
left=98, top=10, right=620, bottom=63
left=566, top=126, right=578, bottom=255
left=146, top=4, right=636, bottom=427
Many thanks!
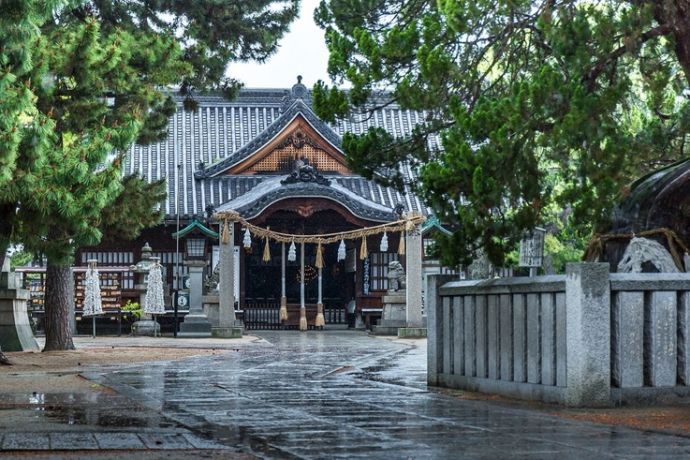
left=405, top=225, right=423, bottom=327
left=178, top=259, right=212, bottom=337
left=426, top=274, right=457, bottom=385
left=0, top=256, right=39, bottom=351
left=397, top=223, right=425, bottom=338
left=214, top=220, right=241, bottom=338
left=565, top=262, right=611, bottom=406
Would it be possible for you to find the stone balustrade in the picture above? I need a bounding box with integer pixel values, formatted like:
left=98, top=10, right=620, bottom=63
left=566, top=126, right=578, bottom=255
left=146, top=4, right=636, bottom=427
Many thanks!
left=427, top=263, right=690, bottom=406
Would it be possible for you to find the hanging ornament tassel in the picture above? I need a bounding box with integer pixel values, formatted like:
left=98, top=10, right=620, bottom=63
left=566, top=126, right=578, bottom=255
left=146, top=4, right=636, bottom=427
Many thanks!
left=221, top=220, right=230, bottom=244
left=315, top=302, right=325, bottom=328
left=360, top=235, right=368, bottom=260
left=288, top=240, right=297, bottom=262
left=262, top=237, right=271, bottom=262
left=243, top=228, right=252, bottom=249
left=299, top=309, right=308, bottom=331
left=398, top=231, right=406, bottom=255
left=279, top=296, right=288, bottom=321
left=337, top=239, right=346, bottom=261
left=380, top=232, right=388, bottom=252
left=315, top=242, right=324, bottom=269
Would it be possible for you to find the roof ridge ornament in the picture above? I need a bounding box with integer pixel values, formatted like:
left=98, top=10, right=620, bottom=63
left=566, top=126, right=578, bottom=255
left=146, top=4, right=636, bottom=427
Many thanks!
left=281, top=75, right=311, bottom=111
left=281, top=161, right=331, bottom=186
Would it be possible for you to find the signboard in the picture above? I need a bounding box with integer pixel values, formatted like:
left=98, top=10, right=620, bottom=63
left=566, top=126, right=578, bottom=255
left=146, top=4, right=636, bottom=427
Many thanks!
left=519, top=227, right=546, bottom=268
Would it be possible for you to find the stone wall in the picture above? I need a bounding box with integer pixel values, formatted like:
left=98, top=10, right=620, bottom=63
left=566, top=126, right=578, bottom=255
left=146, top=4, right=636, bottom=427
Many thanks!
left=427, top=263, right=690, bottom=406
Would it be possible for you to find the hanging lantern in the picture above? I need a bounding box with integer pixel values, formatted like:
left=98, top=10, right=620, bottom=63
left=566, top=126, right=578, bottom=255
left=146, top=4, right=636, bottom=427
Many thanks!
left=337, top=239, right=346, bottom=261
left=360, top=235, right=368, bottom=260
left=380, top=232, right=389, bottom=252
left=288, top=240, right=297, bottom=262
left=243, top=228, right=252, bottom=249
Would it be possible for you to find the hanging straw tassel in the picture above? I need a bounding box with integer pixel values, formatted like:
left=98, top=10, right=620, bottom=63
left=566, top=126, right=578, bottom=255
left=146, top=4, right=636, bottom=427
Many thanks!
left=315, top=241, right=324, bottom=269
left=221, top=220, right=230, bottom=244
left=315, top=303, right=325, bottom=328
left=299, top=310, right=308, bottom=331
left=279, top=296, right=288, bottom=321
left=360, top=236, right=368, bottom=260
left=398, top=231, right=406, bottom=255
left=262, top=237, right=271, bottom=262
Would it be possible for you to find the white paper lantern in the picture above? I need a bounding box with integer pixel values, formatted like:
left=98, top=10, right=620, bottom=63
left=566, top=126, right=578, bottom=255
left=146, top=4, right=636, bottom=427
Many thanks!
left=288, top=241, right=297, bottom=262
left=337, top=239, right=346, bottom=261
left=380, top=232, right=389, bottom=252
left=243, top=228, right=252, bottom=248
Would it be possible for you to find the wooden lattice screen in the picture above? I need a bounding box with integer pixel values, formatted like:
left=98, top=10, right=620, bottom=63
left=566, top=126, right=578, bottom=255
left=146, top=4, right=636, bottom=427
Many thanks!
left=248, top=143, right=350, bottom=175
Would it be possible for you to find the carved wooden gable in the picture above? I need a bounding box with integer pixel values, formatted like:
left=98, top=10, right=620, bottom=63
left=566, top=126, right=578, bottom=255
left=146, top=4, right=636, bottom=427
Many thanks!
left=227, top=115, right=352, bottom=175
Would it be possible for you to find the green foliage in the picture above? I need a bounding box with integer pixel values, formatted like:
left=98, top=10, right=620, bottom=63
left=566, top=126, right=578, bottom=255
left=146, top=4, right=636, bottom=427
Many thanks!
left=314, top=0, right=690, bottom=267
left=8, top=16, right=190, bottom=265
left=84, top=0, right=299, bottom=107
left=122, top=300, right=142, bottom=320
left=99, top=175, right=167, bottom=243
left=9, top=250, right=33, bottom=269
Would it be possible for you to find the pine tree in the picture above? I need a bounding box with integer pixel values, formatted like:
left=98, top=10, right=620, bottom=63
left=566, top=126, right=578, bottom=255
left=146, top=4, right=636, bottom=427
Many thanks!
left=0, top=2, right=300, bottom=350
left=0, top=1, right=63, bottom=266
left=314, top=0, right=690, bottom=267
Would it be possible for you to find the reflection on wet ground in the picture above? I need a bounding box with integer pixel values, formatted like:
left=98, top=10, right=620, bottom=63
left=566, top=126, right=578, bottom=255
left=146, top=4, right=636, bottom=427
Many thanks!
left=91, top=331, right=690, bottom=459
left=4, top=331, right=690, bottom=458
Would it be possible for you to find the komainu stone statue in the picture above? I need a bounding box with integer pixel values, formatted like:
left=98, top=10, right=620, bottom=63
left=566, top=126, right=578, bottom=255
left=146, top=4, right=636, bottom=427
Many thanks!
left=617, top=237, right=679, bottom=273
left=204, top=264, right=220, bottom=294
left=387, top=261, right=406, bottom=292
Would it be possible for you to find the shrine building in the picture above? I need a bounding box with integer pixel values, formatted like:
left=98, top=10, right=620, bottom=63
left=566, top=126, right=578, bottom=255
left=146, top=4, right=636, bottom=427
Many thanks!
left=75, top=77, right=451, bottom=329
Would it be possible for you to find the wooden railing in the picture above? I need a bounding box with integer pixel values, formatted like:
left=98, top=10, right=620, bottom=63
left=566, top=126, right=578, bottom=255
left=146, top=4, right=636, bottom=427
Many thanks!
left=243, top=299, right=347, bottom=330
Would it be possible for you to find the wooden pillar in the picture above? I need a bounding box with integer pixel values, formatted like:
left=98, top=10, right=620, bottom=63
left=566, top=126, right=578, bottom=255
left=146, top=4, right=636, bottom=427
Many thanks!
left=299, top=242, right=307, bottom=331
left=315, top=266, right=325, bottom=328
left=279, top=242, right=287, bottom=322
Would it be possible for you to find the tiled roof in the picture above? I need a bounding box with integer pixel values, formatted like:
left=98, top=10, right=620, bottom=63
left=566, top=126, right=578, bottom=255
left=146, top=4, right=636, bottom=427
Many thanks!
left=216, top=176, right=399, bottom=222
left=122, top=83, right=435, bottom=219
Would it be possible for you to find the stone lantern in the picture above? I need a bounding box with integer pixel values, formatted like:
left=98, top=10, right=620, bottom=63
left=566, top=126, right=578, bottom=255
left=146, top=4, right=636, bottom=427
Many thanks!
left=129, top=243, right=161, bottom=336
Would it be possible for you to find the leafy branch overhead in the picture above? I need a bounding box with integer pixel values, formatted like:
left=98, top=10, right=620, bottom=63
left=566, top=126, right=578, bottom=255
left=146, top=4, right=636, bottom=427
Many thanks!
left=314, top=0, right=690, bottom=266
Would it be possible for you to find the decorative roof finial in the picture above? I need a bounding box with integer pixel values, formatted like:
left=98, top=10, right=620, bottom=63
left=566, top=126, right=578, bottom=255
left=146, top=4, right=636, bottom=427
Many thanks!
left=281, top=74, right=311, bottom=111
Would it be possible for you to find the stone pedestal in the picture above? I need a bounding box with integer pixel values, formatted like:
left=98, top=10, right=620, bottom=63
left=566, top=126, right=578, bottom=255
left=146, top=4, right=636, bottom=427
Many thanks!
left=179, top=260, right=212, bottom=337
left=131, top=287, right=160, bottom=336
left=203, top=294, right=220, bottom=326
left=372, top=292, right=407, bottom=335
left=0, top=257, right=39, bottom=351
left=0, top=287, right=39, bottom=352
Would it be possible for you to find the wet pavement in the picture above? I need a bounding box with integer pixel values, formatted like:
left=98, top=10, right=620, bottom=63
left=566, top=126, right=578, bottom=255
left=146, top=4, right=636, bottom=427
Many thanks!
left=4, top=331, right=690, bottom=458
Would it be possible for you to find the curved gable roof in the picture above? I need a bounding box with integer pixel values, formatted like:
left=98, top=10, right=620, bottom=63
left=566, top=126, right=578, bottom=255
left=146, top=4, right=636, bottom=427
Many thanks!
left=196, top=99, right=343, bottom=179
left=216, top=176, right=398, bottom=223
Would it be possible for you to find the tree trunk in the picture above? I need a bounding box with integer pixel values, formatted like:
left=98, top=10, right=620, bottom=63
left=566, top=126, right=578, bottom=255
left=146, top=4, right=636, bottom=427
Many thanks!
left=43, top=261, right=75, bottom=351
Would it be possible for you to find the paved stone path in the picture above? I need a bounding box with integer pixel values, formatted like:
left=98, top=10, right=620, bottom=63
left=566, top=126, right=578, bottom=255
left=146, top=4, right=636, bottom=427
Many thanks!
left=85, top=331, right=690, bottom=459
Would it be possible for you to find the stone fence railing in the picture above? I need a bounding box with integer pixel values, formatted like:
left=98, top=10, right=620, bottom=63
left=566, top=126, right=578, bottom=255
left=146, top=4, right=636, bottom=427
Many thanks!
left=427, top=263, right=690, bottom=406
